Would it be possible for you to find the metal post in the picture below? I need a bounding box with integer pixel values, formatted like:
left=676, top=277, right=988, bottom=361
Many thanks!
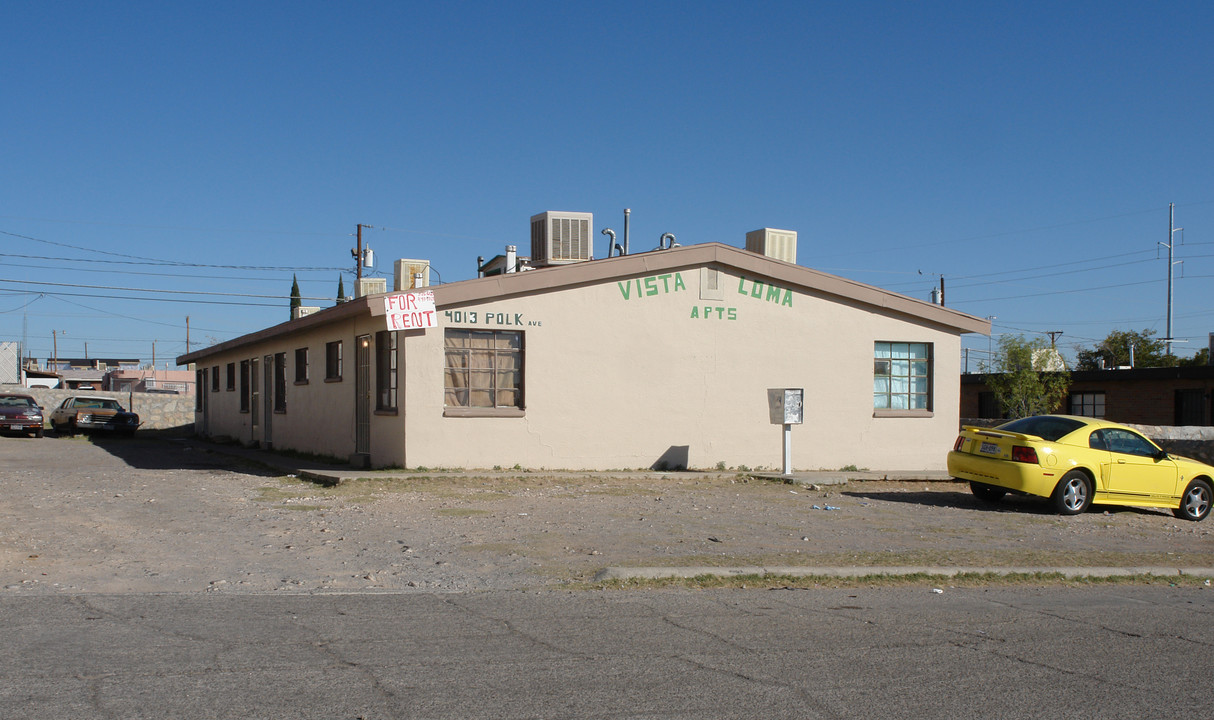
left=623, top=209, right=631, bottom=256
left=1166, top=204, right=1173, bottom=356
left=782, top=423, right=792, bottom=475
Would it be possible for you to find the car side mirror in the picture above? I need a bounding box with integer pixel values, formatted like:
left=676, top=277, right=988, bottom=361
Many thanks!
left=1155, top=450, right=1170, bottom=461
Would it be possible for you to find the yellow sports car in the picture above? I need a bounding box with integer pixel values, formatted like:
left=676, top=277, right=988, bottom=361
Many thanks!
left=947, top=415, right=1212, bottom=521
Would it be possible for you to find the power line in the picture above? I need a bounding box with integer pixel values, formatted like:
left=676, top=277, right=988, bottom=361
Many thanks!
left=0, top=229, right=348, bottom=272
left=0, top=277, right=335, bottom=302
left=0, top=253, right=339, bottom=281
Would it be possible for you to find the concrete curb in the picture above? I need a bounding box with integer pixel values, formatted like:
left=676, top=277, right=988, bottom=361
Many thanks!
left=591, top=566, right=1214, bottom=583
left=298, top=469, right=957, bottom=486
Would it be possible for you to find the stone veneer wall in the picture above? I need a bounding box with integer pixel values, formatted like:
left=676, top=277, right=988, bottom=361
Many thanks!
left=18, top=387, right=195, bottom=433
left=961, top=418, right=1214, bottom=467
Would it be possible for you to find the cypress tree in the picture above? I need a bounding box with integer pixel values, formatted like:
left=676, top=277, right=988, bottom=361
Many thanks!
left=290, top=274, right=302, bottom=319
left=336, top=274, right=347, bottom=304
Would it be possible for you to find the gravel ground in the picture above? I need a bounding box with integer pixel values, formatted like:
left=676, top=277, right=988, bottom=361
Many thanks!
left=2, top=434, right=1211, bottom=595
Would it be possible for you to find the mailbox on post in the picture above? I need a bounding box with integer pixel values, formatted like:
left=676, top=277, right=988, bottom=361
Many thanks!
left=767, top=388, right=804, bottom=475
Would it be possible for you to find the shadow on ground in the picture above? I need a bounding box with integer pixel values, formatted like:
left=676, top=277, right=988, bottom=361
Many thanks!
left=842, top=487, right=1170, bottom=520
left=55, top=432, right=285, bottom=476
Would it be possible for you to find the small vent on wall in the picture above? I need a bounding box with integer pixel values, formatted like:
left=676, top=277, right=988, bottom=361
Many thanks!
left=700, top=267, right=725, bottom=301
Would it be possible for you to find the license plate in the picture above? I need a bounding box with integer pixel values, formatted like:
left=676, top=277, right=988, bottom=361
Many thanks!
left=979, top=441, right=1001, bottom=456
left=9, top=424, right=22, bottom=430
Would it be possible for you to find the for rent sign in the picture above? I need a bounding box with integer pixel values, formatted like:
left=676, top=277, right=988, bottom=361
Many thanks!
left=383, top=291, right=437, bottom=331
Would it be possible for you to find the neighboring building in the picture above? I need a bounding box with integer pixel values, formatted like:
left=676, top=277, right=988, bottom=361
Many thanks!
left=43, top=358, right=140, bottom=371
left=179, top=239, right=989, bottom=471
left=962, top=366, right=1214, bottom=426
left=105, top=369, right=196, bottom=395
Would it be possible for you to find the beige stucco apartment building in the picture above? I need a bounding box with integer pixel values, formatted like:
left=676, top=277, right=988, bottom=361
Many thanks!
left=178, top=241, right=988, bottom=471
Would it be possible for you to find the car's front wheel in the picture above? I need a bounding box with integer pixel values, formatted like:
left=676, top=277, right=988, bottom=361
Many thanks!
left=969, top=481, right=1006, bottom=504
left=1173, top=479, right=1212, bottom=522
left=1052, top=470, right=1092, bottom=515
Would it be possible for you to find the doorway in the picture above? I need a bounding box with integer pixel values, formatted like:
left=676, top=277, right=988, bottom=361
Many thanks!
left=355, top=335, right=371, bottom=458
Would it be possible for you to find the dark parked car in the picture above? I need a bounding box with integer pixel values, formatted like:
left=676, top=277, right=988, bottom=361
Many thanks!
left=0, top=393, right=44, bottom=437
left=49, top=395, right=140, bottom=436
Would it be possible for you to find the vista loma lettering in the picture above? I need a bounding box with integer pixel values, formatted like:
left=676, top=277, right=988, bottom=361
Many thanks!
left=618, top=273, right=687, bottom=299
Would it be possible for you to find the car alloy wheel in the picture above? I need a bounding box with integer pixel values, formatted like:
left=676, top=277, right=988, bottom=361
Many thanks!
left=1173, top=479, right=1212, bottom=522
left=1052, top=470, right=1092, bottom=515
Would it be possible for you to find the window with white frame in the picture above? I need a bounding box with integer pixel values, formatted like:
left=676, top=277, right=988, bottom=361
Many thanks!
left=874, top=342, right=932, bottom=411
left=376, top=331, right=397, bottom=411
left=325, top=340, right=342, bottom=381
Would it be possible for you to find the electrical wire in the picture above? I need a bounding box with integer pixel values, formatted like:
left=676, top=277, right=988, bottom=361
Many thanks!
left=0, top=229, right=348, bottom=272
left=0, top=277, right=335, bottom=302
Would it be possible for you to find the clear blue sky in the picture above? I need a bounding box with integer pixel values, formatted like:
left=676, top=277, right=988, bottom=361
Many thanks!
left=3, top=1, right=1212, bottom=369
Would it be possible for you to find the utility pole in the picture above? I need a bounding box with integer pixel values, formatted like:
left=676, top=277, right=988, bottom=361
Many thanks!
left=986, top=316, right=996, bottom=371
left=353, top=224, right=374, bottom=282
left=1161, top=203, right=1183, bottom=357
left=186, top=316, right=191, bottom=354
left=1046, top=331, right=1063, bottom=347
left=356, top=224, right=364, bottom=282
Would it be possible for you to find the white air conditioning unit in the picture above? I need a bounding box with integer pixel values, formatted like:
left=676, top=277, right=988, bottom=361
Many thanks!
left=746, top=228, right=798, bottom=264
left=393, top=259, right=431, bottom=290
left=292, top=306, right=321, bottom=320
left=356, top=278, right=387, bottom=298
left=530, top=211, right=593, bottom=266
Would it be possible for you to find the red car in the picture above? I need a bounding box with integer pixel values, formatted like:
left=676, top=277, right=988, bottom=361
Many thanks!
left=0, top=393, right=45, bottom=437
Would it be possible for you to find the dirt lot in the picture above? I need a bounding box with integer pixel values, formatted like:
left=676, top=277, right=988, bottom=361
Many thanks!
left=2, top=435, right=1211, bottom=594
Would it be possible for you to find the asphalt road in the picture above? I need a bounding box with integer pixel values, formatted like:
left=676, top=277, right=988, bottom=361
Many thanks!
left=3, top=586, right=1210, bottom=719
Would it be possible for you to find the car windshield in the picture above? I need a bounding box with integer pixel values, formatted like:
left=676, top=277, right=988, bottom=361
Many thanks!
left=997, top=415, right=1086, bottom=442
left=0, top=396, right=35, bottom=407
left=76, top=399, right=123, bottom=411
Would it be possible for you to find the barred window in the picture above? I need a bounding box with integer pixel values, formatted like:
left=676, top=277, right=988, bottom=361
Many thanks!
left=273, top=352, right=287, bottom=412
left=874, top=342, right=932, bottom=411
left=444, top=329, right=523, bottom=409
left=239, top=360, right=250, bottom=413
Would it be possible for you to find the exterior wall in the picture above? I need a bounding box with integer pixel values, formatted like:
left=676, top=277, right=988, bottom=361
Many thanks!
left=192, top=314, right=396, bottom=461
left=186, top=251, right=976, bottom=471
left=399, top=265, right=961, bottom=471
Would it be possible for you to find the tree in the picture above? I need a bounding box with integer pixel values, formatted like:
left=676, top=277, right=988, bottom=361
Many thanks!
left=336, top=274, right=347, bottom=304
left=1179, top=347, right=1210, bottom=367
left=289, top=274, right=301, bottom=320
left=1074, top=328, right=1175, bottom=370
left=985, top=334, right=1071, bottom=418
